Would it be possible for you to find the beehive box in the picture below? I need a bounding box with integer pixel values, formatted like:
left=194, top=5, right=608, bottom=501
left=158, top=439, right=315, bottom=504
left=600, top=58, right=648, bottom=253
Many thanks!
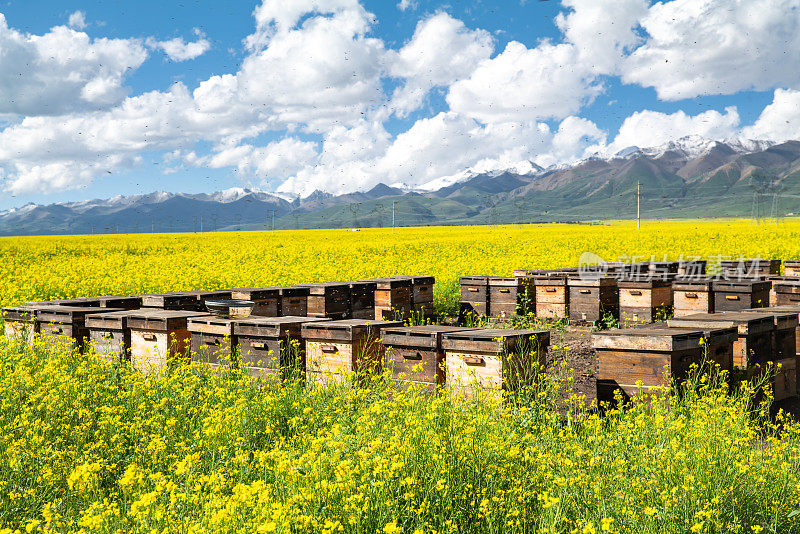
left=442, top=329, right=549, bottom=398
left=784, top=260, right=800, bottom=277
left=746, top=305, right=800, bottom=358
left=279, top=286, right=309, bottom=317
left=719, top=259, right=781, bottom=278
left=381, top=325, right=475, bottom=390
left=534, top=277, right=569, bottom=319
left=347, top=281, right=377, bottom=320
left=617, top=277, right=673, bottom=324
left=487, top=277, right=533, bottom=319
left=568, top=277, right=618, bottom=324
left=371, top=277, right=413, bottom=320
left=138, top=290, right=233, bottom=311
left=188, top=316, right=237, bottom=369
left=127, top=310, right=208, bottom=372
left=37, top=306, right=124, bottom=351
left=644, top=322, right=740, bottom=374
left=769, top=278, right=800, bottom=306
left=460, top=276, right=489, bottom=318
left=85, top=309, right=138, bottom=362
left=302, top=319, right=403, bottom=383
left=739, top=309, right=798, bottom=361
left=25, top=295, right=142, bottom=309
left=229, top=287, right=280, bottom=316
left=673, top=277, right=714, bottom=317
left=646, top=261, right=680, bottom=278
left=410, top=275, right=435, bottom=317
left=301, top=283, right=351, bottom=319
left=234, top=316, right=330, bottom=379
left=712, top=280, right=771, bottom=311
left=594, top=326, right=706, bottom=402
left=677, top=260, right=707, bottom=277
left=667, top=312, right=775, bottom=369
left=2, top=306, right=38, bottom=344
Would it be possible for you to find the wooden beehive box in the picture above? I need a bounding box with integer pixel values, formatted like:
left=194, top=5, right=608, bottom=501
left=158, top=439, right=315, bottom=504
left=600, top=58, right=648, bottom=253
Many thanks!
left=740, top=309, right=798, bottom=361
left=672, top=277, right=715, bottom=317
left=381, top=325, right=476, bottom=390
left=371, top=277, right=413, bottom=320
left=188, top=316, right=237, bottom=369
left=302, top=319, right=403, bottom=383
left=617, top=277, right=673, bottom=324
left=748, top=305, right=800, bottom=357
left=712, top=280, right=771, bottom=311
left=719, top=259, right=781, bottom=278
left=487, top=277, right=533, bottom=319
left=2, top=306, right=38, bottom=344
left=229, top=287, right=280, bottom=316
left=36, top=306, right=124, bottom=351
left=138, top=291, right=206, bottom=311
left=644, top=322, right=739, bottom=374
left=769, top=278, right=800, bottom=306
left=234, top=316, right=330, bottom=379
left=784, top=260, right=800, bottom=277
left=646, top=261, right=680, bottom=278
left=279, top=286, right=309, bottom=317
left=25, top=295, right=142, bottom=309
left=677, top=260, right=707, bottom=277
left=459, top=276, right=489, bottom=318
left=127, top=310, right=208, bottom=372
left=346, top=281, right=377, bottom=320
left=85, top=309, right=138, bottom=362
left=739, top=308, right=798, bottom=401
left=534, top=276, right=568, bottom=319
left=442, top=328, right=549, bottom=398
left=668, top=312, right=775, bottom=370
left=567, top=277, right=618, bottom=324
left=301, top=282, right=351, bottom=319
left=410, top=275, right=435, bottom=317
left=594, top=326, right=706, bottom=402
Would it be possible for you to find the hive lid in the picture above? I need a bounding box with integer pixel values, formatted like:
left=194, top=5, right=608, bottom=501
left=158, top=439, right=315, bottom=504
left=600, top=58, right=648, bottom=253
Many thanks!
left=380, top=325, right=477, bottom=349
left=617, top=277, right=673, bottom=288
left=459, top=276, right=489, bottom=286
left=783, top=260, right=800, bottom=267
left=233, top=316, right=330, bottom=337
left=2, top=306, right=37, bottom=322
left=672, top=277, right=715, bottom=291
left=712, top=280, right=772, bottom=292
left=85, top=309, right=139, bottom=330
left=280, top=286, right=310, bottom=297
left=37, top=306, right=126, bottom=325
left=592, top=325, right=705, bottom=351
left=229, top=287, right=281, bottom=300
left=342, top=280, right=378, bottom=291
left=137, top=291, right=205, bottom=307
left=301, top=319, right=403, bottom=341
left=567, top=277, right=617, bottom=287
left=441, top=328, right=549, bottom=353
left=126, top=309, right=209, bottom=331
left=187, top=315, right=237, bottom=334
left=369, top=277, right=413, bottom=289
left=299, top=282, right=351, bottom=295
left=410, top=275, right=435, bottom=285
left=740, top=308, right=799, bottom=329
left=534, top=277, right=568, bottom=286
left=488, top=277, right=523, bottom=287
left=667, top=312, right=774, bottom=335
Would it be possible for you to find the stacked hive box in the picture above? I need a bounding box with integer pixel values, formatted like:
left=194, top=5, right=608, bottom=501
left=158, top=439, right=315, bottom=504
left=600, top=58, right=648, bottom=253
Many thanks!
left=127, top=310, right=207, bottom=372
left=441, top=329, right=549, bottom=399
left=2, top=306, right=37, bottom=343
left=37, top=306, right=124, bottom=351
left=235, top=316, right=329, bottom=379
left=568, top=277, right=618, bottom=324
left=713, top=280, right=771, bottom=311
left=139, top=290, right=233, bottom=311
left=594, top=326, right=707, bottom=402
left=229, top=288, right=280, bottom=316
left=742, top=308, right=799, bottom=400
left=617, top=277, right=673, bottom=324
left=381, top=325, right=475, bottom=391
left=279, top=286, right=309, bottom=316
left=188, top=316, right=237, bottom=369
left=373, top=277, right=413, bottom=320
left=346, top=281, right=377, bottom=320
left=410, top=276, right=435, bottom=318
left=719, top=259, right=781, bottom=279
left=85, top=309, right=137, bottom=362
left=302, top=319, right=403, bottom=384
left=534, top=276, right=569, bottom=319
left=673, top=277, right=715, bottom=317
left=459, top=276, right=489, bottom=319
left=487, top=277, right=533, bottom=319
left=784, top=260, right=800, bottom=277
left=769, top=278, right=800, bottom=306
left=302, top=283, right=351, bottom=319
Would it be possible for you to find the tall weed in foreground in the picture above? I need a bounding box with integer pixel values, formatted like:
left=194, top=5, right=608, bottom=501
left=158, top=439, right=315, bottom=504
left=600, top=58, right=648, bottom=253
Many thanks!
left=1, top=336, right=800, bottom=533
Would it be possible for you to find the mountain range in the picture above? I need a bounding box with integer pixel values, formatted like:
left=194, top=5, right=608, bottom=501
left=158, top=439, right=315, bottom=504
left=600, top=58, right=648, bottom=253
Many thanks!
left=3, top=135, right=800, bottom=235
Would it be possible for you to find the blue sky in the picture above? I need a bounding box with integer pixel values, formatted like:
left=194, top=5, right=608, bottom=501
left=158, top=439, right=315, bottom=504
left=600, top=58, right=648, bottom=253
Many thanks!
left=0, top=0, right=798, bottom=210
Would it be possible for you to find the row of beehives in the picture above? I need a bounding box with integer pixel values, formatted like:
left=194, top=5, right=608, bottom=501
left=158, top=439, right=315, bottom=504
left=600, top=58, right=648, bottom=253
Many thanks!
left=461, top=258, right=800, bottom=324
left=2, top=307, right=549, bottom=395
left=18, top=276, right=436, bottom=322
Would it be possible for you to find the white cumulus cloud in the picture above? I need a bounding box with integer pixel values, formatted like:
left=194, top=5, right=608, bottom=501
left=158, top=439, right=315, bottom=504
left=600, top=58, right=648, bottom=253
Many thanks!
left=68, top=11, right=87, bottom=30
left=148, top=31, right=211, bottom=61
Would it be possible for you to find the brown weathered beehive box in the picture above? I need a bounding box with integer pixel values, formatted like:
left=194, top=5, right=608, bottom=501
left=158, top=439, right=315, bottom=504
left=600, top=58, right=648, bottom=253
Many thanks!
left=302, top=319, right=403, bottom=383
left=568, top=277, right=618, bottom=324
left=741, top=307, right=799, bottom=364
left=769, top=278, right=800, bottom=307
left=2, top=306, right=38, bottom=343
left=441, top=328, right=549, bottom=398
left=594, top=326, right=706, bottom=402
left=300, top=283, right=351, bottom=319
left=26, top=295, right=142, bottom=309
left=85, top=309, right=138, bottom=362
left=739, top=308, right=798, bottom=401
left=381, top=325, right=476, bottom=390
left=668, top=312, right=775, bottom=370
left=677, top=260, right=707, bottom=277
left=534, top=276, right=569, bottom=319
left=229, top=287, right=280, bottom=316
left=712, top=280, right=771, bottom=311
left=672, top=277, right=715, bottom=317
left=371, top=277, right=413, bottom=320
left=36, top=306, right=124, bottom=351
left=346, top=281, right=377, bottom=320
left=784, top=260, right=800, bottom=277
left=747, top=305, right=800, bottom=358
left=644, top=322, right=740, bottom=374
left=279, top=286, right=309, bottom=317
left=617, top=277, right=673, bottom=324
left=459, top=276, right=489, bottom=318
left=646, top=261, right=680, bottom=278
left=487, top=277, right=533, bottom=319
left=188, top=316, right=237, bottom=369
left=234, top=316, right=330, bottom=379
left=410, top=276, right=435, bottom=317
left=719, top=259, right=781, bottom=278
left=127, top=310, right=208, bottom=372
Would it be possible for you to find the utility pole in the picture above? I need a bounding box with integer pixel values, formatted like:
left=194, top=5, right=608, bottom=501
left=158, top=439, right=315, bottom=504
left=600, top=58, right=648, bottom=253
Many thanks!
left=271, top=210, right=275, bottom=235
left=392, top=200, right=396, bottom=234
left=637, top=181, right=640, bottom=230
